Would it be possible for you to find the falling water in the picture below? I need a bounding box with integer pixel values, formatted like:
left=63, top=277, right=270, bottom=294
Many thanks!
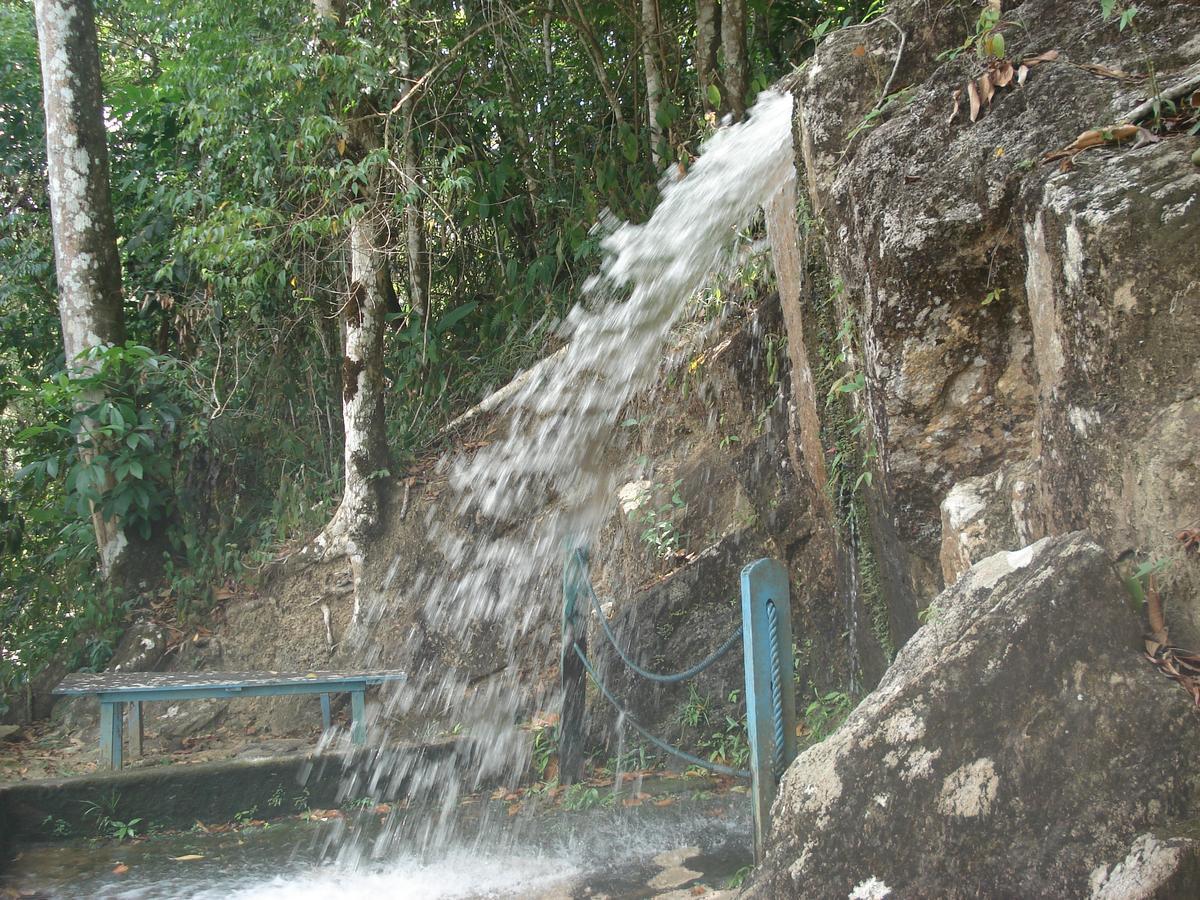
left=234, top=89, right=796, bottom=895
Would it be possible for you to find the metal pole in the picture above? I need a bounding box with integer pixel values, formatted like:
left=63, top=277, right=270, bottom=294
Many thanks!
left=559, top=547, right=589, bottom=784
left=741, top=558, right=798, bottom=863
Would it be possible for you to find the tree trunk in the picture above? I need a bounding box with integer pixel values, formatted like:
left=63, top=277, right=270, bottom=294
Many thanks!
left=696, top=0, right=720, bottom=114
left=567, top=0, right=626, bottom=130
left=397, top=20, right=428, bottom=323
left=721, top=0, right=748, bottom=122
left=34, top=0, right=128, bottom=577
left=315, top=0, right=392, bottom=624
left=641, top=0, right=664, bottom=167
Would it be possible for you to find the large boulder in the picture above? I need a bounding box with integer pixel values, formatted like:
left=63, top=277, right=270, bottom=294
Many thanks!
left=746, top=533, right=1200, bottom=898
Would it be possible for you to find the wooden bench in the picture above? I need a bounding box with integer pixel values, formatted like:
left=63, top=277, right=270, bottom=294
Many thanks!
left=53, top=669, right=407, bottom=769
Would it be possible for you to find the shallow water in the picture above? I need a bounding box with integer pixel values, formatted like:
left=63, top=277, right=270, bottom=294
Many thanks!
left=5, top=793, right=750, bottom=899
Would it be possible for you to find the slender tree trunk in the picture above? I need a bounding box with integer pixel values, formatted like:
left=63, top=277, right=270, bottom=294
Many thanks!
left=315, top=0, right=392, bottom=624
left=567, top=0, right=625, bottom=130
left=696, top=0, right=720, bottom=114
left=34, top=0, right=128, bottom=577
left=542, top=4, right=556, bottom=178
left=641, top=0, right=664, bottom=167
left=721, top=0, right=748, bottom=122
left=397, top=20, right=428, bottom=322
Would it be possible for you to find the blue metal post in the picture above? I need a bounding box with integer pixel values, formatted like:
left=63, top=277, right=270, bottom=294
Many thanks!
left=350, top=689, right=367, bottom=744
left=741, top=558, right=797, bottom=863
left=559, top=547, right=588, bottom=784
left=127, top=701, right=143, bottom=758
left=98, top=700, right=124, bottom=769
left=320, top=693, right=332, bottom=731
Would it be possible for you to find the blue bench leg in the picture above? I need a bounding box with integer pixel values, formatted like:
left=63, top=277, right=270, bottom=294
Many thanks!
left=99, top=701, right=124, bottom=769
left=350, top=689, right=366, bottom=744
left=320, top=693, right=332, bottom=731
left=128, top=701, right=143, bottom=758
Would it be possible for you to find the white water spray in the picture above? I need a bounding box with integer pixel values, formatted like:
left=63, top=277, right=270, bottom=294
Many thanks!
left=355, top=89, right=797, bottom=863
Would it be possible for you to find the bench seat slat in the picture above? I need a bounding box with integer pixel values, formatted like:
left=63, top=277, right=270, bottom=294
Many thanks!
left=53, top=669, right=406, bottom=696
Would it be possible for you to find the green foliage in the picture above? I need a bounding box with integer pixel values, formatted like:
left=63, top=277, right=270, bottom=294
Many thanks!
left=1099, top=0, right=1139, bottom=32
left=628, top=479, right=688, bottom=561
left=530, top=721, right=557, bottom=778
left=677, top=683, right=714, bottom=731
left=1122, top=556, right=1170, bottom=610
left=727, top=864, right=754, bottom=889
left=82, top=791, right=142, bottom=841
left=801, top=689, right=855, bottom=747
left=41, top=815, right=72, bottom=838
left=14, top=344, right=184, bottom=536
left=1, top=0, right=856, bottom=709
left=813, top=273, right=893, bottom=664
left=937, top=1, right=1009, bottom=63
left=561, top=782, right=609, bottom=811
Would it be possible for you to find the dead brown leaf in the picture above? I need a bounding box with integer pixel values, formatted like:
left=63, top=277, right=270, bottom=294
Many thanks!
left=948, top=87, right=962, bottom=124
left=112, top=864, right=129, bottom=875
left=994, top=61, right=1014, bottom=88
left=968, top=80, right=981, bottom=122
left=851, top=44, right=866, bottom=58
left=1078, top=63, right=1137, bottom=80
left=979, top=73, right=995, bottom=108
left=1043, top=124, right=1140, bottom=162
left=1177, top=528, right=1200, bottom=552
left=1021, top=50, right=1060, bottom=66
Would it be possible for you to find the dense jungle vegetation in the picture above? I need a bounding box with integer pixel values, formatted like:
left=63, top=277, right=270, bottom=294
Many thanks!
left=0, top=0, right=883, bottom=714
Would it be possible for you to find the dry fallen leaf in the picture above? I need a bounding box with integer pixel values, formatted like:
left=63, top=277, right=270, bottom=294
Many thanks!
left=112, top=864, right=129, bottom=875
left=968, top=80, right=982, bottom=122
left=1018, top=64, right=1029, bottom=86
left=851, top=44, right=866, bottom=58
left=1043, top=124, right=1139, bottom=162
left=994, top=61, right=1014, bottom=88
left=1021, top=50, right=1060, bottom=66
left=1079, top=63, right=1136, bottom=80
left=949, top=87, right=962, bottom=123
left=171, top=854, right=205, bottom=862
left=979, top=73, right=995, bottom=107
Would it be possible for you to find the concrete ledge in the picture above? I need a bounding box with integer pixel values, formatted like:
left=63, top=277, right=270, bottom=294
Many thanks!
left=0, top=740, right=456, bottom=851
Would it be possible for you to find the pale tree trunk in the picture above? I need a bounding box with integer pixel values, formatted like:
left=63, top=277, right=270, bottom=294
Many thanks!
left=397, top=17, right=428, bottom=323
left=721, top=0, right=748, bottom=122
left=315, top=0, right=392, bottom=626
left=641, top=0, right=664, bottom=167
left=696, top=0, right=720, bottom=114
left=34, top=0, right=128, bottom=577
left=542, top=4, right=556, bottom=178
left=567, top=0, right=625, bottom=130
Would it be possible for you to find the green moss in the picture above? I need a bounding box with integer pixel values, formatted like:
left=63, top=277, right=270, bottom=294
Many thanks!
left=807, top=247, right=894, bottom=664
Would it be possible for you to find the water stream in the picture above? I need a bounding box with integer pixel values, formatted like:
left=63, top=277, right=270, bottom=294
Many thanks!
left=346, top=89, right=798, bottom=881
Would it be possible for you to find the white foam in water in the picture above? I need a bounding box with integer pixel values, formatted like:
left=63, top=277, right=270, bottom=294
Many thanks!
left=351, top=89, right=796, bottom=859
left=196, top=853, right=575, bottom=900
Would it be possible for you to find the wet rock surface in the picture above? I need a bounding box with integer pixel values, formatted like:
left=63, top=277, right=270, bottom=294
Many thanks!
left=787, top=0, right=1200, bottom=634
left=746, top=533, right=1200, bottom=898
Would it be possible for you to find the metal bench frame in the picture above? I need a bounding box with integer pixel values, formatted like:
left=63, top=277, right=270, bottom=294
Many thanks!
left=53, top=670, right=406, bottom=769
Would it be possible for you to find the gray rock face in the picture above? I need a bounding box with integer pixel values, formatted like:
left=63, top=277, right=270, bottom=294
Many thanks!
left=787, top=0, right=1200, bottom=637
left=746, top=533, right=1200, bottom=898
